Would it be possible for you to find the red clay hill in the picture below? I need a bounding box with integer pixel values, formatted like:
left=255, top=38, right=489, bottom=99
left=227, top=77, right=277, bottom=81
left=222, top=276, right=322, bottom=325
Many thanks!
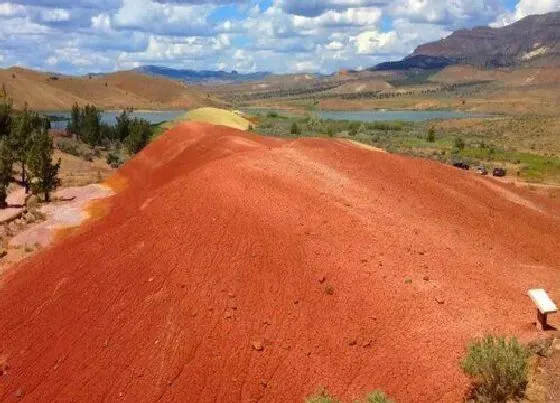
left=1, top=123, right=559, bottom=402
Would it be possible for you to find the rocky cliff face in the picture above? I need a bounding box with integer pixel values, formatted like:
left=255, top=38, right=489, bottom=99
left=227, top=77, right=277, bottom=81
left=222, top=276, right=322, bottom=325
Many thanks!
left=412, top=12, right=560, bottom=68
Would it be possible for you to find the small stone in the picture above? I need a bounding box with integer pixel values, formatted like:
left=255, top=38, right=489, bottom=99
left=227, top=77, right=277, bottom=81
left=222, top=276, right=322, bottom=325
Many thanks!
left=423, top=276, right=430, bottom=281
left=294, top=300, right=299, bottom=305
left=418, top=251, right=425, bottom=256
left=404, top=278, right=413, bottom=285
left=167, top=380, right=173, bottom=386
left=223, top=311, right=233, bottom=319
left=252, top=341, right=264, bottom=352
left=259, top=379, right=268, bottom=388
left=362, top=341, right=372, bottom=349
left=325, top=285, right=334, bottom=295
left=0, top=249, right=7, bottom=259
left=435, top=297, right=445, bottom=305
left=228, top=293, right=236, bottom=298
left=14, top=389, right=23, bottom=398
left=148, top=277, right=154, bottom=282
left=118, top=392, right=124, bottom=398
left=318, top=276, right=326, bottom=284
left=348, top=339, right=358, bottom=346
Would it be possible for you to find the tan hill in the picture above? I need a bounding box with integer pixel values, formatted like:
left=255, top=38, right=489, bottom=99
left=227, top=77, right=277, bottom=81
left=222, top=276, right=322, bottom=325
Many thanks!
left=170, top=107, right=251, bottom=131
left=0, top=67, right=225, bottom=110
left=431, top=65, right=560, bottom=86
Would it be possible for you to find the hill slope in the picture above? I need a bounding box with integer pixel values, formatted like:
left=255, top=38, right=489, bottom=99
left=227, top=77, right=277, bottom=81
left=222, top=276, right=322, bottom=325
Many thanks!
left=134, top=65, right=272, bottom=83
left=0, top=67, right=224, bottom=110
left=1, top=123, right=559, bottom=402
left=413, top=11, right=560, bottom=68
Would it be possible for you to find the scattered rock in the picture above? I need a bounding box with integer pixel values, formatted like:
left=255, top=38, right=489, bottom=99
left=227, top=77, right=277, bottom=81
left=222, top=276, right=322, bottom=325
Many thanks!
left=0, top=249, right=7, bottom=259
left=435, top=297, right=445, bottom=305
left=252, top=341, right=264, bottom=352
left=325, top=285, right=334, bottom=295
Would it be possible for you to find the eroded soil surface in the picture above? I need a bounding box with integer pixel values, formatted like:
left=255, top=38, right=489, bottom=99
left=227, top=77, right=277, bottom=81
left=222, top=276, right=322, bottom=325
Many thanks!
left=1, top=122, right=559, bottom=402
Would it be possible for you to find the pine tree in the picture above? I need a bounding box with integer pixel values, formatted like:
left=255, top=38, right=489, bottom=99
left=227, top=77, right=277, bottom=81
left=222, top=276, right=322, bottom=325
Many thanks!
left=10, top=106, right=35, bottom=192
left=68, top=102, right=81, bottom=135
left=26, top=130, right=60, bottom=202
left=0, top=138, right=13, bottom=208
left=0, top=86, right=12, bottom=139
left=124, top=118, right=152, bottom=154
left=116, top=109, right=130, bottom=142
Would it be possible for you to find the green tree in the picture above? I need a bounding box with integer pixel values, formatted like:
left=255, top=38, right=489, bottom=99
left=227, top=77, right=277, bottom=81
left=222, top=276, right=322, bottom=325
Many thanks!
left=0, top=88, right=12, bottom=138
left=290, top=122, right=301, bottom=135
left=68, top=102, right=81, bottom=135
left=0, top=138, right=13, bottom=208
left=79, top=105, right=101, bottom=146
left=427, top=127, right=436, bottom=143
left=10, top=106, right=37, bottom=192
left=26, top=130, right=60, bottom=202
left=349, top=122, right=360, bottom=137
left=125, top=118, right=152, bottom=155
left=115, top=109, right=131, bottom=142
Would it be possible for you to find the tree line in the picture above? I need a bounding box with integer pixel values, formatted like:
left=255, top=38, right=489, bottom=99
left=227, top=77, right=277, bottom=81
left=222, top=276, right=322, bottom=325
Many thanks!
left=68, top=103, right=152, bottom=156
left=0, top=93, right=60, bottom=207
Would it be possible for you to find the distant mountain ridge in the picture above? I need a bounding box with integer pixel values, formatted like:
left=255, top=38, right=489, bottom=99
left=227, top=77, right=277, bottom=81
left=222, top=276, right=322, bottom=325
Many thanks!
left=374, top=11, right=560, bottom=71
left=133, top=65, right=272, bottom=83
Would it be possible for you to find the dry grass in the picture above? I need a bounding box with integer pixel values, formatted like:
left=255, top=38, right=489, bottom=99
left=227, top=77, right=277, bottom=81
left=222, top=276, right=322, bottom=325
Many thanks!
left=0, top=67, right=224, bottom=110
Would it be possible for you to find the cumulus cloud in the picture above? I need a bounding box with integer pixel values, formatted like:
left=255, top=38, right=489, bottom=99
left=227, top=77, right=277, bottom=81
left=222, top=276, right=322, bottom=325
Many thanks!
left=492, top=0, right=560, bottom=26
left=278, top=0, right=389, bottom=17
left=0, top=0, right=550, bottom=74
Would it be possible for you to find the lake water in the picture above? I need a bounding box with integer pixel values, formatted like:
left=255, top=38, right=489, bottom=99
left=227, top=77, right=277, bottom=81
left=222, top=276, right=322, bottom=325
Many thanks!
left=44, top=110, right=186, bottom=130
left=243, top=108, right=482, bottom=122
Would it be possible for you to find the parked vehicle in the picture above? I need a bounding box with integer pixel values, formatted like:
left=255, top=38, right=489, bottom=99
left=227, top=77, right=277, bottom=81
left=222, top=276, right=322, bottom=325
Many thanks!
left=453, top=162, right=470, bottom=170
left=475, top=165, right=488, bottom=175
left=492, top=167, right=507, bottom=177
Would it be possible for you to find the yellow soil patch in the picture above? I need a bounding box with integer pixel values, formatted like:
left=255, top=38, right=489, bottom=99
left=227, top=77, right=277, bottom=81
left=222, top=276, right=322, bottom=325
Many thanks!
left=168, top=107, right=251, bottom=131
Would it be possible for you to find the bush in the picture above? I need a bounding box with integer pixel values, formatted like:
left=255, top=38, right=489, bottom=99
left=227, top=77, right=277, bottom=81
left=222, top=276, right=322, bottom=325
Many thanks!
left=427, top=127, right=436, bottom=143
left=291, top=122, right=301, bottom=136
left=365, top=390, right=394, bottom=403
left=461, top=335, right=530, bottom=402
left=305, top=388, right=338, bottom=403
left=454, top=136, right=465, bottom=151
left=57, top=140, right=80, bottom=156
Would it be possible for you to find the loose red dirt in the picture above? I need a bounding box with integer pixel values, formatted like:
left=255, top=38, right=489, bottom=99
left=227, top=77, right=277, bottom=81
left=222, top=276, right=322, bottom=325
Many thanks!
left=1, top=122, right=559, bottom=402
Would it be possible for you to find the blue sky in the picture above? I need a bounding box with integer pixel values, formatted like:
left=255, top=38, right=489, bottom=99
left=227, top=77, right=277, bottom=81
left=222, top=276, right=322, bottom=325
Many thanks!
left=0, top=0, right=558, bottom=75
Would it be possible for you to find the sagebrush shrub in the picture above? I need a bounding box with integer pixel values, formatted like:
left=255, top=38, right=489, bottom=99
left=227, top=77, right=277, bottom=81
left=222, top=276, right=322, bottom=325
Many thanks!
left=461, top=335, right=530, bottom=402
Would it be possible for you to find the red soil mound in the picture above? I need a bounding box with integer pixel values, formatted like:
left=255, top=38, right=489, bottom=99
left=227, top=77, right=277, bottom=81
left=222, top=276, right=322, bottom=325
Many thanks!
left=1, top=123, right=560, bottom=402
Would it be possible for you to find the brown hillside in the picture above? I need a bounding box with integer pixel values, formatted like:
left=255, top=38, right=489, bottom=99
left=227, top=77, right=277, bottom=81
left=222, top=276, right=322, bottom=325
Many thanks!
left=0, top=67, right=224, bottom=110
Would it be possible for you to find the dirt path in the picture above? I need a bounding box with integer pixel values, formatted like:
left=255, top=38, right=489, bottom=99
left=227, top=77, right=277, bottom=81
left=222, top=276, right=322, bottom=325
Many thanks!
left=0, top=123, right=559, bottom=402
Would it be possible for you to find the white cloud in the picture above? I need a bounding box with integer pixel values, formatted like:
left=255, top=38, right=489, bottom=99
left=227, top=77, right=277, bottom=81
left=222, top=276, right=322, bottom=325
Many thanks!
left=493, top=0, right=560, bottom=26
